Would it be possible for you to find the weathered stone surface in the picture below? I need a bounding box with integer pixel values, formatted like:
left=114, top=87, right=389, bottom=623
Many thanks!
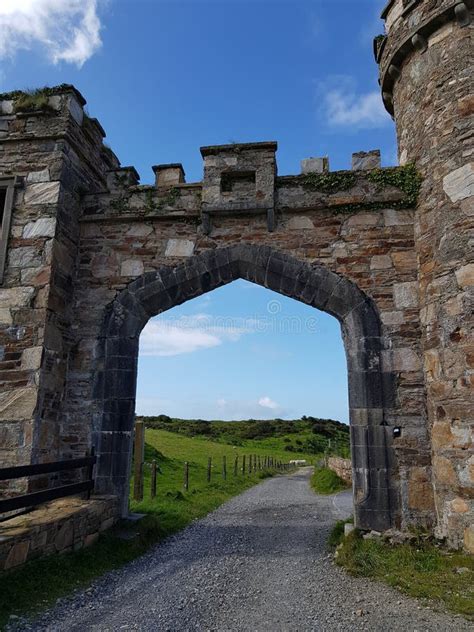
left=68, top=95, right=84, bottom=126
left=121, top=259, right=144, bottom=277
left=27, top=169, right=50, bottom=183
left=352, top=150, right=381, bottom=171
left=443, top=163, right=474, bottom=203
left=286, top=216, right=314, bottom=230
left=54, top=521, right=74, bottom=551
left=21, top=346, right=43, bottom=370
left=455, top=264, right=474, bottom=288
left=393, top=281, right=418, bottom=308
left=370, top=255, right=392, bottom=270
left=464, top=526, right=474, bottom=554
left=24, top=181, right=60, bottom=205
left=0, top=497, right=118, bottom=571
left=4, top=541, right=30, bottom=570
left=8, top=246, right=42, bottom=268
left=23, top=217, right=56, bottom=238
left=165, top=239, right=195, bottom=257
left=0, top=286, right=34, bottom=307
left=301, top=157, right=329, bottom=174
left=0, top=387, right=37, bottom=421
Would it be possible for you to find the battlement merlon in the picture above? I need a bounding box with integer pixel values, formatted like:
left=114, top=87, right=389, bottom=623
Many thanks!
left=375, top=0, right=473, bottom=115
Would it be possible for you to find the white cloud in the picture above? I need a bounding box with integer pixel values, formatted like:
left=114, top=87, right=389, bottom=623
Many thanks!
left=0, top=0, right=104, bottom=67
left=258, top=396, right=280, bottom=410
left=140, top=314, right=257, bottom=357
left=216, top=397, right=287, bottom=420
left=320, top=77, right=391, bottom=129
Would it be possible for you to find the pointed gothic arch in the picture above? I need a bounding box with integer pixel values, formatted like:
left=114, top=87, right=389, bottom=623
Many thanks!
left=92, top=244, right=398, bottom=531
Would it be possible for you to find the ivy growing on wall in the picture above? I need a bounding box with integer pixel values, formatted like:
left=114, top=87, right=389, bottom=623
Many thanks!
left=144, top=187, right=180, bottom=214
left=281, top=164, right=422, bottom=214
left=366, top=164, right=422, bottom=208
left=301, top=171, right=357, bottom=193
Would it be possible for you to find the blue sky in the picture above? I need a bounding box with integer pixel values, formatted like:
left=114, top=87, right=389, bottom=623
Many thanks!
left=0, top=0, right=396, bottom=422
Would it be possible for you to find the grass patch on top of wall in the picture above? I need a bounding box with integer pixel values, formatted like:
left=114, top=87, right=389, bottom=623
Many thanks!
left=330, top=526, right=474, bottom=620
left=0, top=429, right=310, bottom=629
left=310, top=466, right=350, bottom=495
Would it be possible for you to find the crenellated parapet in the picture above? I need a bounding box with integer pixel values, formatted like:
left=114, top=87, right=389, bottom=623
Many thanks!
left=81, top=142, right=421, bottom=237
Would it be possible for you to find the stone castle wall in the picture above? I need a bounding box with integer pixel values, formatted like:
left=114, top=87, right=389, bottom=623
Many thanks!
left=327, top=457, right=353, bottom=485
left=378, top=0, right=474, bottom=551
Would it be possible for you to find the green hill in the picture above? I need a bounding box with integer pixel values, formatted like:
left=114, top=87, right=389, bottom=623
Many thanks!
left=136, top=415, right=351, bottom=459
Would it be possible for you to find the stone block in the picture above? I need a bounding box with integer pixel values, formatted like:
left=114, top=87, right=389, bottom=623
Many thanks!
left=21, top=346, right=43, bottom=370
left=100, top=517, right=115, bottom=532
left=345, top=213, right=379, bottom=227
left=352, top=150, right=381, bottom=171
left=287, top=216, right=314, bottom=230
left=433, top=456, right=457, bottom=486
left=120, top=259, right=144, bottom=277
left=26, top=169, right=50, bottom=183
left=458, top=95, right=474, bottom=117
left=84, top=532, right=100, bottom=548
left=443, top=163, right=474, bottom=202
left=451, top=497, right=469, bottom=513
left=8, top=247, right=42, bottom=268
left=152, top=164, right=185, bottom=187
left=464, top=526, right=474, bottom=553
left=393, top=281, right=418, bottom=308
left=0, top=387, right=38, bottom=421
left=0, top=308, right=12, bottom=324
left=383, top=348, right=421, bottom=372
left=22, top=217, right=56, bottom=238
left=54, top=521, right=73, bottom=551
left=68, top=95, right=84, bottom=126
left=0, top=287, right=35, bottom=309
left=370, top=255, right=392, bottom=270
left=383, top=209, right=413, bottom=226
left=455, top=263, right=474, bottom=288
left=165, top=239, right=195, bottom=257
left=300, top=157, right=329, bottom=174
left=24, top=181, right=61, bottom=205
left=4, top=541, right=30, bottom=570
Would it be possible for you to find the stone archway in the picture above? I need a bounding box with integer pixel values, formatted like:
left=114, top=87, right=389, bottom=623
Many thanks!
left=93, top=244, right=398, bottom=531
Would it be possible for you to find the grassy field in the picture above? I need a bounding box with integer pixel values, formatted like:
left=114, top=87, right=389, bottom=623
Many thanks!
left=0, top=428, right=312, bottom=628
left=310, top=466, right=349, bottom=495
left=330, top=522, right=474, bottom=619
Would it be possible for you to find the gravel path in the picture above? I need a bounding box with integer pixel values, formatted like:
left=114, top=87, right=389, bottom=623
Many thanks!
left=22, top=467, right=470, bottom=631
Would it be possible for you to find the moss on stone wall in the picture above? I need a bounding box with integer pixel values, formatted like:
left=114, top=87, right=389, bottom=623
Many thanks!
left=284, top=164, right=421, bottom=214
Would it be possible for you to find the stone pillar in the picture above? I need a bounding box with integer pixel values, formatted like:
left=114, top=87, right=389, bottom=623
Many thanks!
left=0, top=85, right=118, bottom=481
left=378, top=1, right=473, bottom=550
left=152, top=164, right=185, bottom=187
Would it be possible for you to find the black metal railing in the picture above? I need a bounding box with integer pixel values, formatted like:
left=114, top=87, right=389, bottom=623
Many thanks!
left=0, top=449, right=96, bottom=515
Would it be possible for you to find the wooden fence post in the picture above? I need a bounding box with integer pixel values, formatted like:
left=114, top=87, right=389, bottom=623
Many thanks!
left=222, top=456, right=227, bottom=480
left=184, top=461, right=189, bottom=491
left=207, top=457, right=212, bottom=483
left=133, top=421, right=145, bottom=501
left=242, top=455, right=246, bottom=474
left=248, top=455, right=252, bottom=474
left=151, top=460, right=157, bottom=499
left=234, top=455, right=238, bottom=476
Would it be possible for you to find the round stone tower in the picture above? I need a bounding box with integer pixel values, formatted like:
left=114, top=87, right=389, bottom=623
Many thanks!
left=377, top=1, right=473, bottom=550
